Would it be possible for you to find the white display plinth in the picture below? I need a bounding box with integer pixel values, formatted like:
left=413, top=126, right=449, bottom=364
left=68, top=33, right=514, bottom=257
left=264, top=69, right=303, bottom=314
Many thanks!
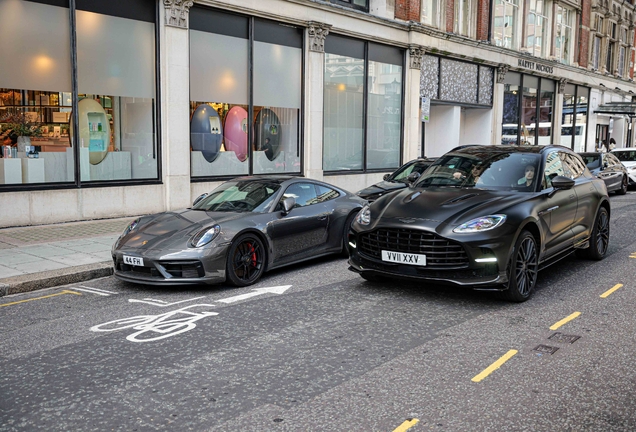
left=21, top=158, right=45, bottom=183
left=0, top=159, right=22, bottom=184
left=90, top=151, right=132, bottom=181
left=41, top=152, right=70, bottom=183
left=191, top=151, right=248, bottom=177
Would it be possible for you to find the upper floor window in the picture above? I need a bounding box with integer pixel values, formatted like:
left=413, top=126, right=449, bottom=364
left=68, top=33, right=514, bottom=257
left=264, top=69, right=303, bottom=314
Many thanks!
left=618, top=45, right=626, bottom=77
left=328, top=0, right=368, bottom=12
left=421, top=0, right=440, bottom=28
left=493, top=0, right=519, bottom=49
left=526, top=0, right=547, bottom=57
left=555, top=5, right=573, bottom=65
left=591, top=36, right=601, bottom=70
left=454, top=0, right=472, bottom=37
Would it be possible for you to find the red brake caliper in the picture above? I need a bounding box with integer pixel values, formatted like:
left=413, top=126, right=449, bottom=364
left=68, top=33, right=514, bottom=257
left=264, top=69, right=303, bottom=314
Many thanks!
left=247, top=242, right=257, bottom=267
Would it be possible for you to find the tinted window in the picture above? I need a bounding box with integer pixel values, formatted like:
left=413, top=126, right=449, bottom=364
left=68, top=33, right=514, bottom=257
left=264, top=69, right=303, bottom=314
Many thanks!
left=581, top=154, right=601, bottom=169
left=605, top=153, right=621, bottom=166
left=543, top=151, right=566, bottom=188
left=314, top=185, right=341, bottom=203
left=193, top=181, right=281, bottom=212
left=562, top=153, right=585, bottom=178
left=613, top=150, right=636, bottom=162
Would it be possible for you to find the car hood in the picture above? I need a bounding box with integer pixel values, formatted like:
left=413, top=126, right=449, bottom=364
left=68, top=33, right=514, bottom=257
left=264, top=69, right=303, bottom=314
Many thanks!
left=118, top=209, right=249, bottom=251
left=370, top=187, right=531, bottom=230
left=357, top=181, right=405, bottom=197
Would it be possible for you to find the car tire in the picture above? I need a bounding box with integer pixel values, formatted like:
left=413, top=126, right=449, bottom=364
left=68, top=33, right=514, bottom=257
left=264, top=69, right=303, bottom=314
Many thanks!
left=616, top=175, right=628, bottom=195
left=226, top=233, right=266, bottom=287
left=341, top=212, right=357, bottom=257
left=499, top=230, right=538, bottom=302
left=578, top=207, right=610, bottom=260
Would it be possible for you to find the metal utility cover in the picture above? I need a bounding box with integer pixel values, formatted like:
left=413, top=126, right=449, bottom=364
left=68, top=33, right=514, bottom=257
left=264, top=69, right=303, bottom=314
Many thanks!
left=548, top=332, right=581, bottom=344
left=533, top=345, right=559, bottom=355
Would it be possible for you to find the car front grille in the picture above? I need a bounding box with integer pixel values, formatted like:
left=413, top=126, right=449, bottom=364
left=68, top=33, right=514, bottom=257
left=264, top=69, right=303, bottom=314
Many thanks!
left=358, top=228, right=469, bottom=268
left=158, top=261, right=205, bottom=278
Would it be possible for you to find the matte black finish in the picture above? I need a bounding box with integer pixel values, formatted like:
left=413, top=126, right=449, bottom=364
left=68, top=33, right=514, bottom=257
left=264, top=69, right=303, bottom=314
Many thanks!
left=112, top=176, right=365, bottom=286
left=356, top=158, right=437, bottom=202
left=579, top=152, right=628, bottom=194
left=348, top=145, right=611, bottom=301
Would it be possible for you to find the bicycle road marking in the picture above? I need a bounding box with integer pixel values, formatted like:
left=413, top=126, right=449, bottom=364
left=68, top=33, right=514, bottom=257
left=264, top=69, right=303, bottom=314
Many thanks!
left=128, top=296, right=207, bottom=307
left=90, top=304, right=218, bottom=343
left=0, top=290, right=82, bottom=308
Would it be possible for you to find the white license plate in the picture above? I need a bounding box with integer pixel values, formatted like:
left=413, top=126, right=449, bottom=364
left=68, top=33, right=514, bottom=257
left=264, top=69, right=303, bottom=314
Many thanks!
left=381, top=250, right=426, bottom=266
left=123, top=255, right=144, bottom=266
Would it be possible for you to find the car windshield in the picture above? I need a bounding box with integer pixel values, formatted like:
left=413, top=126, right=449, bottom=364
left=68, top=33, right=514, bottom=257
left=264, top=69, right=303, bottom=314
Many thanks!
left=580, top=154, right=601, bottom=169
left=390, top=161, right=432, bottom=182
left=414, top=152, right=541, bottom=191
left=613, top=150, right=636, bottom=162
left=192, top=181, right=281, bottom=213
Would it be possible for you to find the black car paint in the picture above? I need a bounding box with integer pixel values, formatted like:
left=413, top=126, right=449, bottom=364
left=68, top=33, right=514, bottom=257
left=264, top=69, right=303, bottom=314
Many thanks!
left=356, top=158, right=437, bottom=202
left=348, top=145, right=610, bottom=293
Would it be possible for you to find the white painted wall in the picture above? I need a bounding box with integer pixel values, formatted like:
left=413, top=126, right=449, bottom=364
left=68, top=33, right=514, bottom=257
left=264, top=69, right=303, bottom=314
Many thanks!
left=423, top=105, right=461, bottom=157
left=460, top=108, right=493, bottom=146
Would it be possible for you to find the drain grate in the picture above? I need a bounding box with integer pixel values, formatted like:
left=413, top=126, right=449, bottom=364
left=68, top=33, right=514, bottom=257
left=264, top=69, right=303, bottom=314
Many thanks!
left=533, top=345, right=559, bottom=355
left=549, top=332, right=581, bottom=344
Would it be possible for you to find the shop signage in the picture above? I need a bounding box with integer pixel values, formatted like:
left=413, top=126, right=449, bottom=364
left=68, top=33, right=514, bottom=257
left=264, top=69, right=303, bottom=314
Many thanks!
left=517, top=58, right=554, bottom=74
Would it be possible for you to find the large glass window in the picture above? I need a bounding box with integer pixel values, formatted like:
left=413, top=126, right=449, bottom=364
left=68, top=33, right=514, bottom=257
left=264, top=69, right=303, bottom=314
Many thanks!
left=493, top=0, right=518, bottom=49
left=0, top=0, right=72, bottom=185
left=502, top=73, right=521, bottom=145
left=324, top=36, right=403, bottom=172
left=75, top=0, right=158, bottom=182
left=526, top=0, right=547, bottom=57
left=189, top=8, right=302, bottom=178
left=555, top=5, right=573, bottom=65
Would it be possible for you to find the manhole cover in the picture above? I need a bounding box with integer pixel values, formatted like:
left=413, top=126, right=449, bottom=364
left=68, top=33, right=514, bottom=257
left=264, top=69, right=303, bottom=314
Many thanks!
left=549, top=332, right=581, bottom=344
left=533, top=345, right=559, bottom=355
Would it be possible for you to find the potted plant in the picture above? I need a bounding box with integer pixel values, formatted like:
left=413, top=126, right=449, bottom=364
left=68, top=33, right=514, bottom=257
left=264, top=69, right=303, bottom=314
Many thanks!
left=0, top=111, right=43, bottom=151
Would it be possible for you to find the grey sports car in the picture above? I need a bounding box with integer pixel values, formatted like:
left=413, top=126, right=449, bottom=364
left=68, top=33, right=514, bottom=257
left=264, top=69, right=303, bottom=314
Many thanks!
left=112, top=176, right=366, bottom=286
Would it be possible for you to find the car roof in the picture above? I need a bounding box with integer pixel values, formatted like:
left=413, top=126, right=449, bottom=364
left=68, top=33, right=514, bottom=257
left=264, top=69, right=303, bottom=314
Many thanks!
left=449, top=144, right=570, bottom=156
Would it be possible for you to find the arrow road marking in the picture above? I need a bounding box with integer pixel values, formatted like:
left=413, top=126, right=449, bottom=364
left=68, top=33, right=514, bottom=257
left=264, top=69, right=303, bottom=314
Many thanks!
left=218, top=285, right=292, bottom=304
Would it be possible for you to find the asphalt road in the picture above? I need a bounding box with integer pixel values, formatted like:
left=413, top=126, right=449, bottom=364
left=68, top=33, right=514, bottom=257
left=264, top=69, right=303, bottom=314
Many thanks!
left=2, top=192, right=636, bottom=431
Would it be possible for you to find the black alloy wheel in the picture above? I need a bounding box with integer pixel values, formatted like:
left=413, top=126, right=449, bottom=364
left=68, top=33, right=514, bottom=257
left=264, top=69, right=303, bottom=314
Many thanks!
left=341, top=212, right=357, bottom=257
left=616, top=175, right=628, bottom=195
left=226, top=234, right=266, bottom=287
left=501, top=230, right=538, bottom=302
left=582, top=207, right=610, bottom=260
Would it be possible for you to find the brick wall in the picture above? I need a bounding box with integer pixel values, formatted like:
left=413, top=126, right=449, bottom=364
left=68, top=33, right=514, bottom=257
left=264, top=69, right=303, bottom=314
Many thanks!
left=578, top=0, right=590, bottom=69
left=446, top=0, right=455, bottom=33
left=475, top=0, right=490, bottom=40
left=395, top=0, right=421, bottom=21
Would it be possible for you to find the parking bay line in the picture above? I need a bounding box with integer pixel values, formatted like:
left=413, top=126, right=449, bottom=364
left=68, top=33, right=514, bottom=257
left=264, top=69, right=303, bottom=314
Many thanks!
left=393, top=418, right=419, bottom=432
left=549, top=312, right=581, bottom=330
left=0, top=289, right=82, bottom=308
left=600, top=284, right=623, bottom=298
left=471, top=349, right=518, bottom=383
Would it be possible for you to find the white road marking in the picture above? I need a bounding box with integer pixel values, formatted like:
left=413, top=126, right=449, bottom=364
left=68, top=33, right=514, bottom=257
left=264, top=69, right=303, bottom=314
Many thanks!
left=73, top=287, right=111, bottom=296
left=218, top=285, right=292, bottom=304
left=78, top=286, right=117, bottom=294
left=128, top=296, right=207, bottom=307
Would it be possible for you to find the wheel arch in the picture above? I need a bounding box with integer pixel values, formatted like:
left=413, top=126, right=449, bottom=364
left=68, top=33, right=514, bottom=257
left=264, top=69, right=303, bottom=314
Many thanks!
left=230, top=228, right=271, bottom=272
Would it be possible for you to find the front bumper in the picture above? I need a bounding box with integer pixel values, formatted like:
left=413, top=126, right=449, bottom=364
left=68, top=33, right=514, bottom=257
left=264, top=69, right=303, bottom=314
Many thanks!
left=347, top=225, right=516, bottom=288
left=112, top=243, right=229, bottom=286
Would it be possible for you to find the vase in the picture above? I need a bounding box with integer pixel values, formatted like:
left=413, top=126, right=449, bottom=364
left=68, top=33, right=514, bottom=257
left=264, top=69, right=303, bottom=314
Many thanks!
left=17, top=136, right=31, bottom=153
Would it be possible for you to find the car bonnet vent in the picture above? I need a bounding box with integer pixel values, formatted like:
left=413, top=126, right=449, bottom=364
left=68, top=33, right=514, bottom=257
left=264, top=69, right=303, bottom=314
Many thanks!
left=442, top=193, right=478, bottom=205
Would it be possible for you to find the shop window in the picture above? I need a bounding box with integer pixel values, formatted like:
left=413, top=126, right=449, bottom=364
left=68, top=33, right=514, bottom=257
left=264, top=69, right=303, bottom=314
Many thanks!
left=526, top=1, right=547, bottom=57
left=493, top=0, right=519, bottom=50
left=189, top=8, right=302, bottom=178
left=555, top=5, right=573, bottom=65
left=323, top=35, right=404, bottom=172
left=0, top=0, right=73, bottom=185
left=421, top=0, right=440, bottom=28
left=75, top=0, right=158, bottom=182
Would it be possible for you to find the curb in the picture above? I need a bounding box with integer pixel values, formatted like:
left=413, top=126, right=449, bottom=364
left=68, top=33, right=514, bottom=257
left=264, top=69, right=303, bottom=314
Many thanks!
left=0, top=262, right=114, bottom=297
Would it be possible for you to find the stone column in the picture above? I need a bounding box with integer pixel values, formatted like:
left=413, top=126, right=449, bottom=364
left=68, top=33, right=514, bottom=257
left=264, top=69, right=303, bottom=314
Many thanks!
left=492, top=64, right=508, bottom=146
left=404, top=45, right=424, bottom=161
left=304, top=22, right=331, bottom=181
left=554, top=78, right=566, bottom=147
left=162, top=0, right=193, bottom=210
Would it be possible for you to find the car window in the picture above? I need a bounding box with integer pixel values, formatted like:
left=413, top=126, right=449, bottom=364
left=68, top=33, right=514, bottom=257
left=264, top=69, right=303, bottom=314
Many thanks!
left=562, top=153, right=585, bottom=179
left=543, top=151, right=566, bottom=189
left=581, top=154, right=601, bottom=169
left=392, top=163, right=416, bottom=181
left=281, top=183, right=318, bottom=208
left=314, top=185, right=340, bottom=203
left=193, top=181, right=281, bottom=213
left=613, top=150, right=636, bottom=162
left=606, top=153, right=621, bottom=166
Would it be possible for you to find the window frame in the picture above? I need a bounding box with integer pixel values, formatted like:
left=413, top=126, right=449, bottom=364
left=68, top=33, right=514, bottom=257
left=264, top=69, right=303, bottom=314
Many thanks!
left=493, top=0, right=519, bottom=50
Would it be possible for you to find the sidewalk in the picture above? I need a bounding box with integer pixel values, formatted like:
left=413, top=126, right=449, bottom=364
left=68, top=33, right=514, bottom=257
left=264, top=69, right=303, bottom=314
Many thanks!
left=0, top=217, right=135, bottom=297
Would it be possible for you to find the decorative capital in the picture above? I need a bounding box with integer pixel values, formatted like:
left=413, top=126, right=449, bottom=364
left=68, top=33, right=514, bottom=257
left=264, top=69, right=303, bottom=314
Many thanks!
left=558, top=78, right=567, bottom=94
left=164, top=0, right=193, bottom=29
left=409, top=45, right=425, bottom=70
left=308, top=22, right=332, bottom=53
left=496, top=64, right=509, bottom=83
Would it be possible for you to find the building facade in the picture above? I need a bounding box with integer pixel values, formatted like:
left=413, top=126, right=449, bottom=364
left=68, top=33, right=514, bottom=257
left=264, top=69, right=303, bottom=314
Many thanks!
left=0, top=0, right=635, bottom=228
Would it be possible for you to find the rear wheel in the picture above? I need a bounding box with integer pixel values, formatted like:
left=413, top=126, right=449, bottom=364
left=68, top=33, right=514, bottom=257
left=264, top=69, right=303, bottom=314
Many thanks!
left=226, top=234, right=266, bottom=287
left=499, top=230, right=538, bottom=302
left=579, top=207, right=609, bottom=260
left=616, top=175, right=628, bottom=195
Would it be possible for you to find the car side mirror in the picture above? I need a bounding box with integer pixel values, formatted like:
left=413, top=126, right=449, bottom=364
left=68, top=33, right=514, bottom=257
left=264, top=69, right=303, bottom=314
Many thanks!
left=407, top=172, right=421, bottom=183
left=383, top=174, right=391, bottom=181
left=603, top=161, right=609, bottom=169
left=281, top=197, right=296, bottom=215
left=192, top=193, right=208, bottom=207
left=548, top=175, right=574, bottom=197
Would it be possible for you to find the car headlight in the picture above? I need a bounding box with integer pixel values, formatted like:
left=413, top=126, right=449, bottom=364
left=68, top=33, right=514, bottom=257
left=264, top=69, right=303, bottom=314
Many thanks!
left=453, top=215, right=507, bottom=233
left=191, top=225, right=221, bottom=248
left=356, top=205, right=371, bottom=225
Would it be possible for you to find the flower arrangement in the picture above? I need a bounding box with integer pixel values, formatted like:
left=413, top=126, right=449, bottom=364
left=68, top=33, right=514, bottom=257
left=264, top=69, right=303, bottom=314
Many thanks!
left=0, top=111, right=43, bottom=137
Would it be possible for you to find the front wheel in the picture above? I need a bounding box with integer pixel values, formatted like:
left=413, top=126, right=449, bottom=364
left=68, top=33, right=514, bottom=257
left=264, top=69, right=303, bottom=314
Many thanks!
left=616, top=175, right=628, bottom=195
left=500, top=230, right=538, bottom=302
left=579, top=207, right=610, bottom=260
left=341, top=212, right=357, bottom=257
left=226, top=234, right=266, bottom=287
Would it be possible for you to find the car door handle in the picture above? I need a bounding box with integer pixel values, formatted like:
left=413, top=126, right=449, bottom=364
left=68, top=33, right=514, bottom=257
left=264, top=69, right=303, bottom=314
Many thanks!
left=318, top=215, right=328, bottom=221
left=538, top=206, right=559, bottom=216
left=569, top=194, right=575, bottom=200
